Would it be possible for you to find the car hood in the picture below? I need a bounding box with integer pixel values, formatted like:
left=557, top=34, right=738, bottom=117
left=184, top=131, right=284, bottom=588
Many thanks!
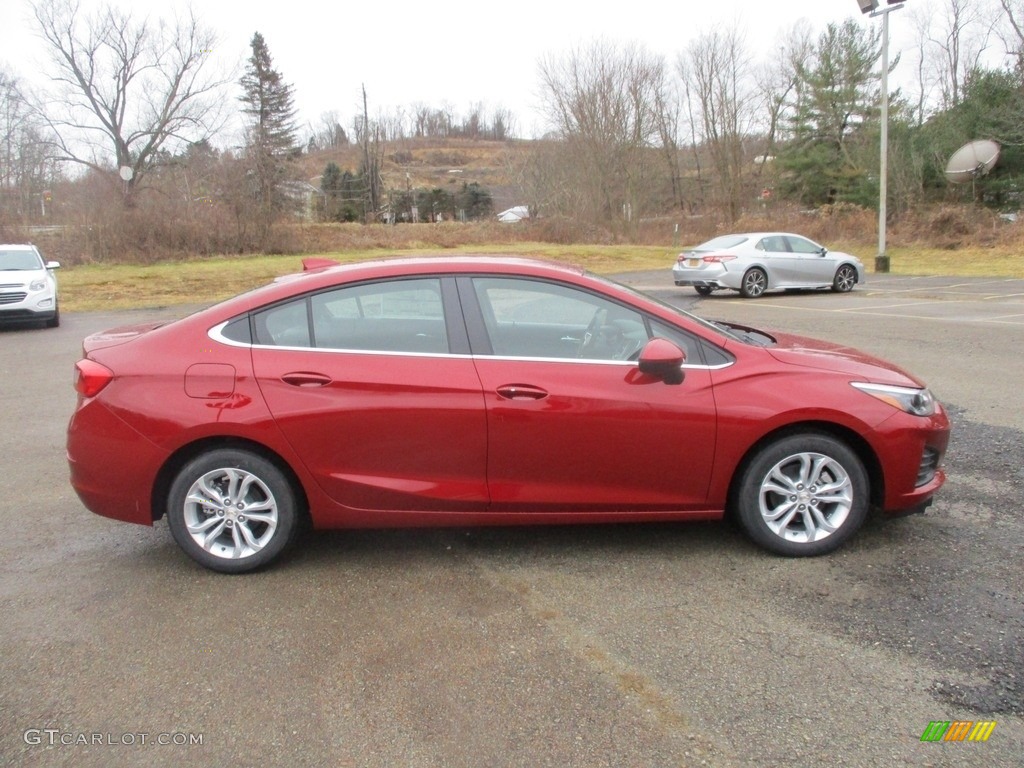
left=83, top=322, right=168, bottom=353
left=764, top=332, right=924, bottom=387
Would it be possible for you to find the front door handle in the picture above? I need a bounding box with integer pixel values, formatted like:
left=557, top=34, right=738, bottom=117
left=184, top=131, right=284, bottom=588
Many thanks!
left=496, top=384, right=548, bottom=401
left=281, top=372, right=333, bottom=387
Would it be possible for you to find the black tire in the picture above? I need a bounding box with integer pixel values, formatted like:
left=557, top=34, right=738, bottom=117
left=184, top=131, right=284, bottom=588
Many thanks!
left=45, top=302, right=60, bottom=328
left=734, top=433, right=868, bottom=556
left=167, top=448, right=300, bottom=573
left=739, top=268, right=768, bottom=298
left=694, top=285, right=714, bottom=296
left=832, top=264, right=857, bottom=293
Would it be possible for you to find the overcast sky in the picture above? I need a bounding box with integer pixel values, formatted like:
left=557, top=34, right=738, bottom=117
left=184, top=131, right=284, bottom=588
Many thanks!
left=2, top=0, right=916, bottom=138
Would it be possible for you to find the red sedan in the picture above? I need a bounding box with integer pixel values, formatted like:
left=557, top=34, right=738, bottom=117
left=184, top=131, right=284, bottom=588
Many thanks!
left=67, top=257, right=949, bottom=573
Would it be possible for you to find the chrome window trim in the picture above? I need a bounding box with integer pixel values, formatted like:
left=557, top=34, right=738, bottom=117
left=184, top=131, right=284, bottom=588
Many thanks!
left=209, top=322, right=734, bottom=370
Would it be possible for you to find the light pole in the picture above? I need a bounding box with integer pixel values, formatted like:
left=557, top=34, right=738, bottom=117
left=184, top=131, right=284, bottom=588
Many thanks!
left=857, top=0, right=905, bottom=273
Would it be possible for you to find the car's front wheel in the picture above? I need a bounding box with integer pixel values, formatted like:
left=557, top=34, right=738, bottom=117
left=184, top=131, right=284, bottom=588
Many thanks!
left=740, top=268, right=768, bottom=298
left=45, top=302, right=60, bottom=328
left=167, top=448, right=300, bottom=573
left=734, top=434, right=868, bottom=556
left=832, top=265, right=857, bottom=293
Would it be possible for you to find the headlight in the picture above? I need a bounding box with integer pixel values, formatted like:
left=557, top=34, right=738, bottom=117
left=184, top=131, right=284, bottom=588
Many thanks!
left=851, top=382, right=936, bottom=416
left=30, top=279, right=48, bottom=291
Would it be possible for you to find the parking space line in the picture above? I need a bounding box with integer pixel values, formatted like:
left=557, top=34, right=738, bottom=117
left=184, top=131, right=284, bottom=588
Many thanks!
left=728, top=302, right=1024, bottom=326
left=833, top=300, right=952, bottom=312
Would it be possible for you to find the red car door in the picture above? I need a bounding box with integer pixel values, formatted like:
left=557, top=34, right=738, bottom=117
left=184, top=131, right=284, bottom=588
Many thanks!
left=251, top=278, right=489, bottom=513
left=466, top=276, right=718, bottom=511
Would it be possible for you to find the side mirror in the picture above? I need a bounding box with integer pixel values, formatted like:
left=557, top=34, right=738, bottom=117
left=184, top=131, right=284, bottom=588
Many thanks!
left=817, top=247, right=827, bottom=257
left=638, top=338, right=686, bottom=385
left=45, top=261, right=61, bottom=269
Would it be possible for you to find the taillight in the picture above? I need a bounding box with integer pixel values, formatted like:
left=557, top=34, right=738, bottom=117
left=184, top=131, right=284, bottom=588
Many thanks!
left=702, top=254, right=737, bottom=263
left=74, top=359, right=114, bottom=397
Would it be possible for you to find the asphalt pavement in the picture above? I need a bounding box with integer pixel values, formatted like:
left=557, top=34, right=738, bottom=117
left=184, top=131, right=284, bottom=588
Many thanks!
left=1, top=272, right=1021, bottom=767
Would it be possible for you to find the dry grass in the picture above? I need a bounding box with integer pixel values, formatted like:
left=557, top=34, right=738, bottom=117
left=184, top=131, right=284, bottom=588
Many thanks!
left=57, top=244, right=679, bottom=312
left=57, top=238, right=1024, bottom=313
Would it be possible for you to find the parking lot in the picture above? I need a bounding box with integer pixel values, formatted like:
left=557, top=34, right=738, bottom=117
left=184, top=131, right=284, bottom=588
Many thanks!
left=1, top=272, right=1022, bottom=767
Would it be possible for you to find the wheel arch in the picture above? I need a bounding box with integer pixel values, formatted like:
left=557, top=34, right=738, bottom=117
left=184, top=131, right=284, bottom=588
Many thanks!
left=150, top=437, right=310, bottom=524
left=743, top=263, right=769, bottom=281
left=740, top=264, right=770, bottom=297
left=725, top=421, right=884, bottom=516
left=838, top=262, right=860, bottom=282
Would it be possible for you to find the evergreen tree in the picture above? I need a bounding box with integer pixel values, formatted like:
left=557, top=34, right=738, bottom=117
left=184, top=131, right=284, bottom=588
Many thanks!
left=320, top=162, right=364, bottom=222
left=778, top=20, right=882, bottom=207
left=455, top=182, right=494, bottom=220
left=239, top=32, right=299, bottom=240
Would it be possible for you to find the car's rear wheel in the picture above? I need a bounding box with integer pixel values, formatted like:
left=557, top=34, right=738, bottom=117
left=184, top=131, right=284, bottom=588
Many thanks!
left=832, top=265, right=857, bottom=293
left=734, top=434, right=868, bottom=556
left=167, top=449, right=300, bottom=573
left=694, top=285, right=714, bottom=296
left=740, top=268, right=768, bottom=298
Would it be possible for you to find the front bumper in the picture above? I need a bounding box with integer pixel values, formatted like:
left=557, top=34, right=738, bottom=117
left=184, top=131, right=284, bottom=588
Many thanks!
left=0, top=288, right=57, bottom=323
left=872, top=406, right=950, bottom=514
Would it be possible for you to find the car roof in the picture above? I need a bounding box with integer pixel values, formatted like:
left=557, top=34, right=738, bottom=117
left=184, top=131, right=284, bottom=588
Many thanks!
left=273, top=255, right=588, bottom=287
left=205, top=255, right=591, bottom=319
left=305, top=254, right=585, bottom=277
left=0, top=243, right=40, bottom=250
left=731, top=232, right=813, bottom=239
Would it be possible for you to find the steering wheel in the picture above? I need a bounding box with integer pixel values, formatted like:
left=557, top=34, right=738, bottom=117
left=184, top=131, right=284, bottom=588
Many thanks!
left=577, top=308, right=607, bottom=357
left=618, top=336, right=644, bottom=361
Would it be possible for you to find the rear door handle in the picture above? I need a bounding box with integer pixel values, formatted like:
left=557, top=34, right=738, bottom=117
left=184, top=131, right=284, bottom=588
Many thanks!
left=496, top=384, right=548, bottom=401
left=281, top=372, right=333, bottom=387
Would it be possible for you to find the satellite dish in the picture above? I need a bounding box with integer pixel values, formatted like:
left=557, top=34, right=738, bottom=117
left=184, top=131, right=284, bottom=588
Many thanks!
left=945, top=139, right=1000, bottom=184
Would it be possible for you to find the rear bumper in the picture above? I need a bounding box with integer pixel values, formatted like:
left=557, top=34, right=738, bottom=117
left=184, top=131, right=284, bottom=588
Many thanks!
left=672, top=264, right=739, bottom=290
left=674, top=278, right=726, bottom=288
left=67, top=398, right=167, bottom=526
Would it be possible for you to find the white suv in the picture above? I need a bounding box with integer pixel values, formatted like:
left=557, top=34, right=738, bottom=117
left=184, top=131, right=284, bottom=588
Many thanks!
left=0, top=244, right=61, bottom=328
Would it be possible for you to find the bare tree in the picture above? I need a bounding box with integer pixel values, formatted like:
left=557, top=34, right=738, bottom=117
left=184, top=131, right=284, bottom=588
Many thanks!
left=1, top=67, right=60, bottom=222
left=538, top=40, right=671, bottom=227
left=490, top=107, right=515, bottom=140
left=31, top=0, right=230, bottom=204
left=755, top=22, right=814, bottom=166
left=307, top=111, right=348, bottom=151
left=912, top=0, right=994, bottom=112
left=679, top=26, right=758, bottom=221
left=998, top=0, right=1024, bottom=71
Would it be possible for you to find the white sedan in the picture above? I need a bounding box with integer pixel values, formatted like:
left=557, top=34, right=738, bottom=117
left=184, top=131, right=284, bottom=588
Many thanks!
left=672, top=232, right=866, bottom=298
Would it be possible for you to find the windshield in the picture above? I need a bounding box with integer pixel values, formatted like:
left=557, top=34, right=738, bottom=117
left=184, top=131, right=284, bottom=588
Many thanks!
left=692, top=235, right=748, bottom=251
left=0, top=249, right=44, bottom=271
left=588, top=272, right=748, bottom=343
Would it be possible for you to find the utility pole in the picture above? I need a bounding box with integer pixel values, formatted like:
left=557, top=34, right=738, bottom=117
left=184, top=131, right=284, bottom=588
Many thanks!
left=857, top=0, right=906, bottom=273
